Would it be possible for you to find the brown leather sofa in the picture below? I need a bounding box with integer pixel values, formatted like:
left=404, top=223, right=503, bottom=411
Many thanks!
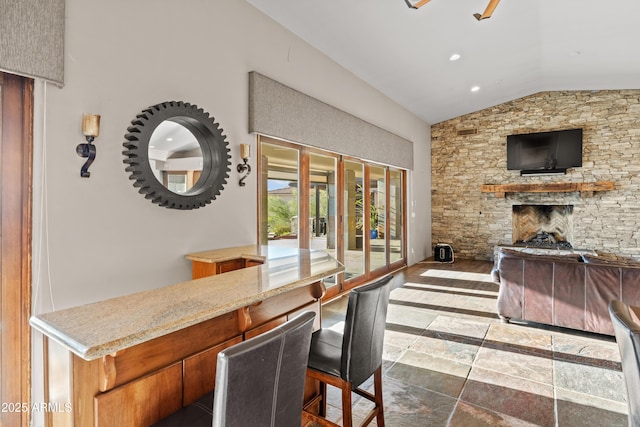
left=494, top=248, right=640, bottom=335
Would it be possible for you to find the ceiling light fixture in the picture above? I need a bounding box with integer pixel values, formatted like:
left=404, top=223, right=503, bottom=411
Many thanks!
left=449, top=53, right=461, bottom=61
left=471, top=86, right=480, bottom=92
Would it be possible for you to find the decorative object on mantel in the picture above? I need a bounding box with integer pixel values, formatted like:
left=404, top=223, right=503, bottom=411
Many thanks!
left=481, top=181, right=614, bottom=198
left=76, top=114, right=100, bottom=178
left=123, top=101, right=231, bottom=210
left=404, top=0, right=501, bottom=21
left=237, top=144, right=251, bottom=187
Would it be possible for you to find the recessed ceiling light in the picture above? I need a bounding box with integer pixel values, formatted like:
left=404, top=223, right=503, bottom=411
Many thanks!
left=166, top=137, right=173, bottom=142
left=449, top=53, right=461, bottom=61
left=471, top=86, right=480, bottom=92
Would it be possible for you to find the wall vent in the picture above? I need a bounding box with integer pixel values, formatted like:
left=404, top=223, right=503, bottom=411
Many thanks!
left=456, top=128, right=478, bottom=136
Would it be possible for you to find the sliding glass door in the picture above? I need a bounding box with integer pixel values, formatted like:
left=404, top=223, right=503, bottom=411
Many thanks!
left=258, top=136, right=406, bottom=295
left=343, top=160, right=365, bottom=279
left=260, top=141, right=299, bottom=247
left=369, top=165, right=386, bottom=272
left=389, top=168, right=404, bottom=265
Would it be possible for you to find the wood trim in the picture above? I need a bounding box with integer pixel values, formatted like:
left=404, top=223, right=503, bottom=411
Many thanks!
left=481, top=181, right=614, bottom=198
left=299, top=148, right=310, bottom=249
left=0, top=72, right=33, bottom=427
left=363, top=164, right=371, bottom=276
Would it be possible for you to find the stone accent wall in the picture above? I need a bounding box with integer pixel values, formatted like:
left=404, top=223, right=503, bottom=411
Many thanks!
left=431, top=90, right=640, bottom=260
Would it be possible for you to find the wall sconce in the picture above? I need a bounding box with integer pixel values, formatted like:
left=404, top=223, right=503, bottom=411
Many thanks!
left=76, top=114, right=100, bottom=177
left=237, top=144, right=251, bottom=186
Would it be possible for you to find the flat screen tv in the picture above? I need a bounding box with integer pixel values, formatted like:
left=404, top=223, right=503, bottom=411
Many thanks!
left=507, top=128, right=582, bottom=175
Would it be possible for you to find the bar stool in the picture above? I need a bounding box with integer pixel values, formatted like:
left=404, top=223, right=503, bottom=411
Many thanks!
left=152, top=310, right=315, bottom=427
left=609, top=301, right=640, bottom=427
left=303, top=275, right=393, bottom=427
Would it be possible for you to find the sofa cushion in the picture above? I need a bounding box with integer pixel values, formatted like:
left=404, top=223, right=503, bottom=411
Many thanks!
left=498, top=248, right=583, bottom=263
left=582, top=253, right=640, bottom=267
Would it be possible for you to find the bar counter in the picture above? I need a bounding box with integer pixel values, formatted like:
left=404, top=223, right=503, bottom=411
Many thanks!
left=29, top=246, right=343, bottom=427
left=30, top=246, right=343, bottom=360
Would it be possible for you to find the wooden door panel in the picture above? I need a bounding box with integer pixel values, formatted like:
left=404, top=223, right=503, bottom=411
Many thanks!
left=95, top=363, right=182, bottom=427
left=182, top=335, right=242, bottom=406
left=0, top=72, right=33, bottom=427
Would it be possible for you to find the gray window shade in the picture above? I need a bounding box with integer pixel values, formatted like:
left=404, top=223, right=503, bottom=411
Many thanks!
left=248, top=72, right=413, bottom=170
left=0, top=0, right=65, bottom=85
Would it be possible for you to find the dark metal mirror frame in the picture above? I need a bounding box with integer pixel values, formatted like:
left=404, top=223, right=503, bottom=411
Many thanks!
left=123, top=101, right=231, bottom=210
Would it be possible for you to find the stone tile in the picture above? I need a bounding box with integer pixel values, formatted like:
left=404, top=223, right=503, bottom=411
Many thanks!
left=353, top=376, right=458, bottom=427
left=552, top=333, right=621, bottom=368
left=386, top=349, right=471, bottom=398
left=383, top=329, right=420, bottom=352
left=386, top=303, right=437, bottom=330
left=553, top=358, right=626, bottom=403
left=485, top=322, right=553, bottom=353
left=461, top=367, right=555, bottom=427
left=409, top=316, right=488, bottom=364
left=382, top=343, right=408, bottom=365
left=555, top=387, right=628, bottom=427
left=449, top=400, right=543, bottom=427
left=473, top=345, right=554, bottom=385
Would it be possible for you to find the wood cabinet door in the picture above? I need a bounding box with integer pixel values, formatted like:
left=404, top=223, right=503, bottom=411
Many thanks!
left=216, top=258, right=245, bottom=274
left=94, top=363, right=182, bottom=427
left=182, top=336, right=242, bottom=406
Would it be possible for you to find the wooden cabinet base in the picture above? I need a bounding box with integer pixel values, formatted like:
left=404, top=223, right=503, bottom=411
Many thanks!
left=43, top=282, right=322, bottom=427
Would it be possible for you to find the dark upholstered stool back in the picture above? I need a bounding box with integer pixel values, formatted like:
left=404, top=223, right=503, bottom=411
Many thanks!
left=303, top=274, right=393, bottom=427
left=152, top=311, right=315, bottom=427
left=341, top=275, right=393, bottom=386
left=213, top=310, right=315, bottom=426
left=609, top=301, right=640, bottom=427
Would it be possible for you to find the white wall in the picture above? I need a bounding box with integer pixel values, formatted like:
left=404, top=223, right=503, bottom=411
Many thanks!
left=30, top=0, right=430, bottom=422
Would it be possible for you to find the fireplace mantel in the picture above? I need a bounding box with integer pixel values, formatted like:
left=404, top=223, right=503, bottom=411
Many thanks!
left=481, top=181, right=614, bottom=198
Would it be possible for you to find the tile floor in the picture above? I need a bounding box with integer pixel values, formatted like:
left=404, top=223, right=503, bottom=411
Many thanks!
left=316, top=259, right=629, bottom=426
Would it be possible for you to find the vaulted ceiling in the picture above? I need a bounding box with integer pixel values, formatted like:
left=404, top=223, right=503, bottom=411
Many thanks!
left=246, top=0, right=640, bottom=124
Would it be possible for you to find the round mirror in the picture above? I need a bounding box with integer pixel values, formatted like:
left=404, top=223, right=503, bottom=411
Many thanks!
left=123, top=101, right=231, bottom=210
left=148, top=121, right=203, bottom=194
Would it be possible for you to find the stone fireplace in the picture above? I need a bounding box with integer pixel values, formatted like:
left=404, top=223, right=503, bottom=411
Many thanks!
left=512, top=205, right=574, bottom=248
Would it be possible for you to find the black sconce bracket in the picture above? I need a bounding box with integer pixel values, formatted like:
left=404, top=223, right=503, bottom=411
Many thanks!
left=76, top=136, right=96, bottom=178
left=237, top=159, right=251, bottom=186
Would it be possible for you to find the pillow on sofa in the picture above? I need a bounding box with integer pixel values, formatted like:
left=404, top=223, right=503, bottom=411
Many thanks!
left=498, top=248, right=583, bottom=263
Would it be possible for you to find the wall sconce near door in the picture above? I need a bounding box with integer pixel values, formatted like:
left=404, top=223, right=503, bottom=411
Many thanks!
left=76, top=114, right=101, bottom=177
left=237, top=144, right=251, bottom=186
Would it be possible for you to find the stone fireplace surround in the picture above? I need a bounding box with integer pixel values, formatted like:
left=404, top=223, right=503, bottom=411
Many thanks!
left=430, top=89, right=640, bottom=260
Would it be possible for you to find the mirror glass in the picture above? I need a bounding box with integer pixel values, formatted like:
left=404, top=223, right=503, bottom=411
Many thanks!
left=148, top=120, right=203, bottom=194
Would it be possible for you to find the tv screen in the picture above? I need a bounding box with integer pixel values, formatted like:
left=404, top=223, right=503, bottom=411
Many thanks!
left=507, top=128, right=582, bottom=173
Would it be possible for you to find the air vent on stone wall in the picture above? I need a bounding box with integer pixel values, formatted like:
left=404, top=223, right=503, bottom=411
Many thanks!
left=456, top=128, right=478, bottom=136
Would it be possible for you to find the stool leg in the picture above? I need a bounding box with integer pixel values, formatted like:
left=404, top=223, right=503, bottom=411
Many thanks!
left=319, top=381, right=328, bottom=417
left=374, top=367, right=385, bottom=427
left=342, top=382, right=353, bottom=427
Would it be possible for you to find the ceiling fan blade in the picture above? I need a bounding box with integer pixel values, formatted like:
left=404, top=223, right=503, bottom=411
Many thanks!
left=474, top=0, right=501, bottom=20
left=407, top=0, right=431, bottom=9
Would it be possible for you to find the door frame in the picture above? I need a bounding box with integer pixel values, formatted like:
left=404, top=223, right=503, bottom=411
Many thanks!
left=0, top=72, right=34, bottom=427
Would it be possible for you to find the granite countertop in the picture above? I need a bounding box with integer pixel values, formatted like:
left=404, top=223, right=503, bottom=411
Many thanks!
left=185, top=244, right=267, bottom=264
left=30, top=246, right=343, bottom=361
